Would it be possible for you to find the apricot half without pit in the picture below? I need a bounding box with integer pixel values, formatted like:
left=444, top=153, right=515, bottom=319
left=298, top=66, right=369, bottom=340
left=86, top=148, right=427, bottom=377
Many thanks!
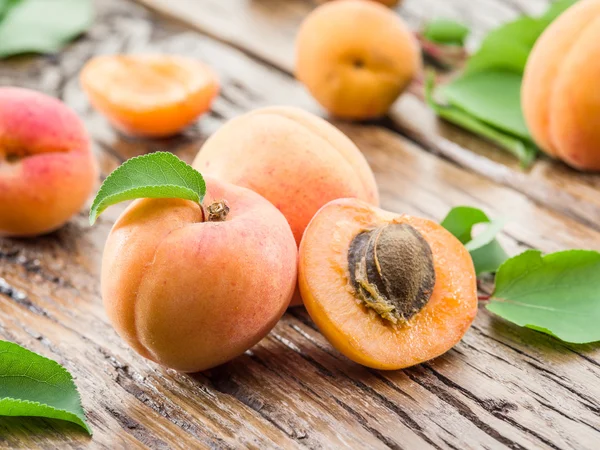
left=299, top=198, right=477, bottom=370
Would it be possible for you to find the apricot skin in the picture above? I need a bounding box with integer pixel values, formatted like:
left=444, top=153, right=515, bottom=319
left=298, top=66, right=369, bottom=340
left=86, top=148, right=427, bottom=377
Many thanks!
left=296, top=0, right=421, bottom=119
left=101, top=177, right=297, bottom=373
left=522, top=0, right=600, bottom=171
left=0, top=88, right=98, bottom=237
left=299, top=198, right=477, bottom=370
left=192, top=106, right=379, bottom=245
left=193, top=107, right=378, bottom=306
left=80, top=54, right=219, bottom=138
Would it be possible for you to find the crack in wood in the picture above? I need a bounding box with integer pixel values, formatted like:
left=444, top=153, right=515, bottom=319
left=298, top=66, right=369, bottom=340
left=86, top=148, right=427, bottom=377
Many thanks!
left=423, top=366, right=563, bottom=450
left=333, top=397, right=406, bottom=450
left=525, top=362, right=600, bottom=417
left=404, top=368, right=527, bottom=450
left=104, top=406, right=170, bottom=450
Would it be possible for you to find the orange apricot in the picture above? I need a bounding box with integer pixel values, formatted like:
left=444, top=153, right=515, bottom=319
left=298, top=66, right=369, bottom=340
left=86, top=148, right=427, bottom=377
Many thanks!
left=101, top=176, right=297, bottom=372
left=296, top=0, right=421, bottom=120
left=80, top=54, right=219, bottom=138
left=522, top=0, right=600, bottom=171
left=299, top=198, right=477, bottom=370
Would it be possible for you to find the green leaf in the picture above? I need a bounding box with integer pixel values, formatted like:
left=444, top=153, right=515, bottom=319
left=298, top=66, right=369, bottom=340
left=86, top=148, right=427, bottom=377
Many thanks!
left=0, top=0, right=93, bottom=58
left=488, top=250, right=600, bottom=344
left=465, top=0, right=576, bottom=75
left=441, top=71, right=530, bottom=140
left=441, top=206, right=509, bottom=275
left=425, top=73, right=537, bottom=168
left=89, top=152, right=206, bottom=225
left=426, top=1, right=575, bottom=166
left=422, top=19, right=469, bottom=46
left=0, top=0, right=17, bottom=17
left=0, top=340, right=91, bottom=434
left=440, top=206, right=488, bottom=244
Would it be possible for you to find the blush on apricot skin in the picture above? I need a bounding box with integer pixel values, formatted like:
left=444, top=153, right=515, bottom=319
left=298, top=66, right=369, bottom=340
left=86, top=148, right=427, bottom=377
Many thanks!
left=80, top=54, right=219, bottom=138
left=0, top=87, right=98, bottom=237
left=298, top=198, right=478, bottom=370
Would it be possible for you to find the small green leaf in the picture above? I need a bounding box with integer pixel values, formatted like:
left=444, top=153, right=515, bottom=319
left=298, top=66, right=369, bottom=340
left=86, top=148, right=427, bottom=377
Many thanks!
left=440, top=206, right=488, bottom=244
left=425, top=73, right=537, bottom=168
left=422, top=19, right=469, bottom=46
left=471, top=240, right=510, bottom=276
left=488, top=250, right=600, bottom=344
left=441, top=206, right=509, bottom=275
left=90, top=152, right=206, bottom=225
left=0, top=0, right=16, bottom=17
left=441, top=71, right=530, bottom=140
left=465, top=0, right=576, bottom=75
left=0, top=0, right=93, bottom=58
left=0, top=340, right=91, bottom=434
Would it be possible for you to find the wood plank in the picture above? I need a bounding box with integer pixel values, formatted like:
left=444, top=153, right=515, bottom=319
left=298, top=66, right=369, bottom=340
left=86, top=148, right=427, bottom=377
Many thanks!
left=134, top=0, right=600, bottom=232
left=0, top=0, right=599, bottom=448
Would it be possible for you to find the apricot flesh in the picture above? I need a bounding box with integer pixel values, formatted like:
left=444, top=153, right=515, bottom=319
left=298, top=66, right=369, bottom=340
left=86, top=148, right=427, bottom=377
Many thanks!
left=80, top=54, right=219, bottom=138
left=299, top=198, right=477, bottom=370
left=0, top=87, right=98, bottom=237
left=522, top=0, right=600, bottom=171
left=101, top=176, right=297, bottom=373
left=296, top=0, right=421, bottom=119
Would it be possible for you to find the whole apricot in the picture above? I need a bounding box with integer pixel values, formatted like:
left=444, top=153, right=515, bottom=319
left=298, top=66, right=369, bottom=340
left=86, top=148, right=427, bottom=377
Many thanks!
left=522, top=0, right=600, bottom=171
left=296, top=0, right=421, bottom=119
left=299, top=198, right=477, bottom=370
left=101, top=176, right=297, bottom=373
left=192, top=107, right=379, bottom=245
left=0, top=88, right=98, bottom=237
left=80, top=54, right=219, bottom=138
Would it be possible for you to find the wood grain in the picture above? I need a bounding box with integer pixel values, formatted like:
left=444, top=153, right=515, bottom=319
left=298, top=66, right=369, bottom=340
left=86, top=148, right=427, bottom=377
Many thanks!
left=0, top=0, right=598, bottom=448
left=135, top=0, right=600, bottom=232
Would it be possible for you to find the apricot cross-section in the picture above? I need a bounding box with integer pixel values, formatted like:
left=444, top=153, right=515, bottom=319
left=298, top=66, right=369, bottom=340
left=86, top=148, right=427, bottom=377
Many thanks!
left=80, top=54, right=219, bottom=138
left=522, top=0, right=600, bottom=171
left=0, top=87, right=98, bottom=237
left=299, top=198, right=477, bottom=370
left=101, top=176, right=297, bottom=373
left=296, top=0, right=421, bottom=119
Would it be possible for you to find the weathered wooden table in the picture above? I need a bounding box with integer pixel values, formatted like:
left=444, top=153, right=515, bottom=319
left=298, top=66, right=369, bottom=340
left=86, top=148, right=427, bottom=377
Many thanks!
left=1, top=0, right=599, bottom=448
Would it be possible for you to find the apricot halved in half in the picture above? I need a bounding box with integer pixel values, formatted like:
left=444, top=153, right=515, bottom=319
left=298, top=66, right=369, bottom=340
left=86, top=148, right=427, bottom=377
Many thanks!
left=299, top=198, right=477, bottom=370
left=80, top=54, right=219, bottom=138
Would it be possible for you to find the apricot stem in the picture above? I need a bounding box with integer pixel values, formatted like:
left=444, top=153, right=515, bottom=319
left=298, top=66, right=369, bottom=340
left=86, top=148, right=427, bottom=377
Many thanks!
left=205, top=200, right=230, bottom=222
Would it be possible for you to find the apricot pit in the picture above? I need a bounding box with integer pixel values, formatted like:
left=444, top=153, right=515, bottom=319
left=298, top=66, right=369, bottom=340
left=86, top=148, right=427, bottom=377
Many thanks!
left=348, top=223, right=435, bottom=324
